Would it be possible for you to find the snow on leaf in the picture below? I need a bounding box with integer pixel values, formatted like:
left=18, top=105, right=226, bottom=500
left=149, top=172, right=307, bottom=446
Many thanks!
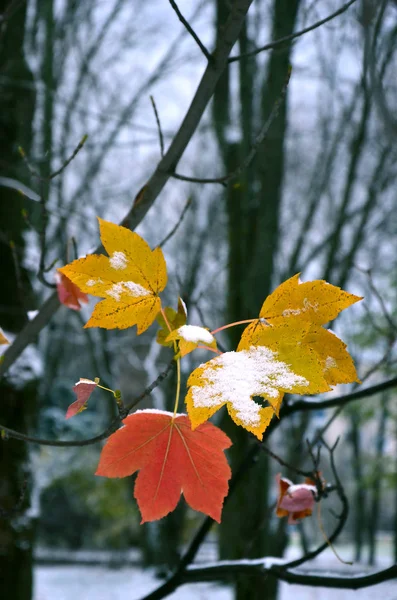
left=156, top=298, right=187, bottom=347
left=66, top=378, right=98, bottom=419
left=260, top=273, right=362, bottom=326
left=0, top=329, right=9, bottom=345
left=58, top=218, right=167, bottom=333
left=166, top=325, right=217, bottom=358
left=276, top=474, right=317, bottom=524
left=55, top=271, right=88, bottom=311
left=95, top=410, right=231, bottom=523
left=239, top=312, right=359, bottom=388
left=186, top=345, right=312, bottom=440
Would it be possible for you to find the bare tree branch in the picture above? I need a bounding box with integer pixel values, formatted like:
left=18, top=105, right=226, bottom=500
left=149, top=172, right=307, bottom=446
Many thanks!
left=168, top=0, right=211, bottom=61
left=172, top=66, right=291, bottom=184
left=228, top=0, right=358, bottom=63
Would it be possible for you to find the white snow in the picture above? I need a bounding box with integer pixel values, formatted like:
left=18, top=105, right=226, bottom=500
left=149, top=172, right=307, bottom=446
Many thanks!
left=324, top=356, right=337, bottom=371
left=74, top=378, right=96, bottom=386
left=283, top=308, right=302, bottom=316
left=86, top=278, right=103, bottom=287
left=179, top=297, right=187, bottom=318
left=191, top=346, right=309, bottom=427
left=283, top=298, right=319, bottom=317
left=106, top=281, right=150, bottom=301
left=177, top=325, right=214, bottom=344
left=109, top=251, right=128, bottom=270
left=133, top=409, right=185, bottom=418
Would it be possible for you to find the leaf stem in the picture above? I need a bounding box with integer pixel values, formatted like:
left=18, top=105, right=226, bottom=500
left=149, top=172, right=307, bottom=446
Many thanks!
left=160, top=305, right=172, bottom=333
left=173, top=356, right=181, bottom=417
left=197, top=345, right=222, bottom=355
left=210, top=318, right=258, bottom=336
left=161, top=306, right=181, bottom=416
left=97, top=383, right=117, bottom=397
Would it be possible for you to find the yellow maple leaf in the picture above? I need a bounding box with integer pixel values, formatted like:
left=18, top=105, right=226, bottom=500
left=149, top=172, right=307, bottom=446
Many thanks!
left=59, top=218, right=167, bottom=333
left=156, top=298, right=187, bottom=347
left=260, top=273, right=362, bottom=325
left=238, top=319, right=360, bottom=389
left=186, top=276, right=361, bottom=439
left=0, top=329, right=10, bottom=345
left=166, top=324, right=217, bottom=358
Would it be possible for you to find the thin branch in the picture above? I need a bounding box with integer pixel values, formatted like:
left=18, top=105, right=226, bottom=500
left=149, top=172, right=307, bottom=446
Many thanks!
left=48, top=134, right=88, bottom=179
left=168, top=0, right=212, bottom=61
left=9, top=240, right=29, bottom=322
left=258, top=442, right=313, bottom=479
left=172, top=66, right=291, bottom=185
left=150, top=96, right=165, bottom=158
left=228, top=0, right=358, bottom=63
left=283, top=375, right=397, bottom=415
left=183, top=561, right=397, bottom=590
left=158, top=196, right=192, bottom=248
left=0, top=361, right=174, bottom=447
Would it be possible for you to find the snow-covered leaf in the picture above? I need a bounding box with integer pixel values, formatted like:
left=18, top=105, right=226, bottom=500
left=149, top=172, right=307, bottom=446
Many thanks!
left=166, top=324, right=217, bottom=358
left=260, top=273, right=362, bottom=326
left=186, top=344, right=314, bottom=440
left=276, top=474, right=317, bottom=524
left=66, top=378, right=98, bottom=419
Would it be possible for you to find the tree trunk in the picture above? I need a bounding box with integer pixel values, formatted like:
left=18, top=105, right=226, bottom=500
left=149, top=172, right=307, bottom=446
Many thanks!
left=368, top=394, right=388, bottom=565
left=0, top=1, right=36, bottom=598
left=349, top=410, right=366, bottom=563
left=212, top=2, right=301, bottom=599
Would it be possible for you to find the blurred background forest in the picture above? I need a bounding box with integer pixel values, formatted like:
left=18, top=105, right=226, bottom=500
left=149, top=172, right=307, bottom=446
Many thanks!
left=1, top=0, right=397, bottom=599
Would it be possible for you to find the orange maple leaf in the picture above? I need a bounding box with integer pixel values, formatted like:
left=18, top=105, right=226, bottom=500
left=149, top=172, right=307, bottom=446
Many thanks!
left=95, top=410, right=232, bottom=523
left=56, top=271, right=89, bottom=311
left=0, top=328, right=10, bottom=345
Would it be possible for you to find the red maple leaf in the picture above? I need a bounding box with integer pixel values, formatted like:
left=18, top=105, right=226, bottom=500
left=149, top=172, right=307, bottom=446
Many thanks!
left=66, top=378, right=98, bottom=419
left=56, top=271, right=88, bottom=311
left=95, top=410, right=232, bottom=523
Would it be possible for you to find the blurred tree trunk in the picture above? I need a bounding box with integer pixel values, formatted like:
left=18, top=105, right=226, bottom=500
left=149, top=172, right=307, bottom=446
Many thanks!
left=349, top=410, right=367, bottom=563
left=368, top=393, right=389, bottom=565
left=0, top=1, right=37, bottom=598
left=213, top=1, right=300, bottom=599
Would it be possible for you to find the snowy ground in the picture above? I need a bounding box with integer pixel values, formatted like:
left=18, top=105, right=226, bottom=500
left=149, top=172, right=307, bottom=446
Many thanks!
left=34, top=543, right=397, bottom=600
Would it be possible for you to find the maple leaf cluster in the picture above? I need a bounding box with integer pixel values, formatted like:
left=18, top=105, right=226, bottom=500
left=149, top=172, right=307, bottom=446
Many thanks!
left=59, top=219, right=362, bottom=523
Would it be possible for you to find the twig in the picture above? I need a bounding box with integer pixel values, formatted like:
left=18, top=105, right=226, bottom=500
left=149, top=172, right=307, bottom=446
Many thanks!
left=9, top=240, right=29, bottom=322
left=171, top=66, right=291, bottom=185
left=283, top=375, right=397, bottom=415
left=37, top=178, right=56, bottom=289
left=0, top=361, right=174, bottom=447
left=150, top=96, right=165, bottom=158
left=259, top=442, right=313, bottom=479
left=168, top=0, right=212, bottom=61
left=158, top=197, right=192, bottom=248
left=356, top=265, right=397, bottom=336
left=48, top=134, right=88, bottom=179
left=228, top=0, right=358, bottom=63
